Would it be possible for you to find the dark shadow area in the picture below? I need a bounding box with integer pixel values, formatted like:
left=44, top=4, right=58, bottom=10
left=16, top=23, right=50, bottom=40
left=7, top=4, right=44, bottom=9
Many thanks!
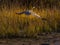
left=41, top=43, right=49, bottom=45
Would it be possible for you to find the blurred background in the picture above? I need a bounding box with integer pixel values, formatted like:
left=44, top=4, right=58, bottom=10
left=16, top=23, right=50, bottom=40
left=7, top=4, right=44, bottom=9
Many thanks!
left=0, top=0, right=60, bottom=38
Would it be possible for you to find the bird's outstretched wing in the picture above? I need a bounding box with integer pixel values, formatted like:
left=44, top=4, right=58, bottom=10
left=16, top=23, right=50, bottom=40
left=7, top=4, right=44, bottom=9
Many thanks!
left=16, top=11, right=25, bottom=15
left=33, top=13, right=41, bottom=18
left=31, top=11, right=41, bottom=18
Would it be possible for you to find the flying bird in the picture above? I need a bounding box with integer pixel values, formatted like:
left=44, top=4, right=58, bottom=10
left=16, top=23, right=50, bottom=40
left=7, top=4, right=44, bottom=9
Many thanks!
left=16, top=7, right=55, bottom=30
left=16, top=7, right=41, bottom=18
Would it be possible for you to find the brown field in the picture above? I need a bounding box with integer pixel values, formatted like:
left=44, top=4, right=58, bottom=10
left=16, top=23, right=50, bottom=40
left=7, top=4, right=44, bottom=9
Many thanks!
left=0, top=6, right=60, bottom=38
left=0, top=33, right=60, bottom=45
left=0, top=0, right=60, bottom=39
left=0, top=0, right=60, bottom=45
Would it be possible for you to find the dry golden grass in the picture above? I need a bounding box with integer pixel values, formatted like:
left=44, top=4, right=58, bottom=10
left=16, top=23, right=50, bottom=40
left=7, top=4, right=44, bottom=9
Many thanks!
left=0, top=5, right=60, bottom=38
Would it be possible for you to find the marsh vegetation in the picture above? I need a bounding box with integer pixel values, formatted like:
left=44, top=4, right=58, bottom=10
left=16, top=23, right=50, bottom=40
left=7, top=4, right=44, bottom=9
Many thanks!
left=0, top=0, right=60, bottom=38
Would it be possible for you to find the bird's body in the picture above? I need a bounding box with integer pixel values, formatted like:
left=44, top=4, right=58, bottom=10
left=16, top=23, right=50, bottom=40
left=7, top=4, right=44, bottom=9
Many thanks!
left=24, top=10, right=31, bottom=15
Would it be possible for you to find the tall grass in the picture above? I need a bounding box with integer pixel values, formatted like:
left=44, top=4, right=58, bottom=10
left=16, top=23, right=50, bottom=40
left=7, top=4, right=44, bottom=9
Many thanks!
left=0, top=0, right=60, bottom=38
